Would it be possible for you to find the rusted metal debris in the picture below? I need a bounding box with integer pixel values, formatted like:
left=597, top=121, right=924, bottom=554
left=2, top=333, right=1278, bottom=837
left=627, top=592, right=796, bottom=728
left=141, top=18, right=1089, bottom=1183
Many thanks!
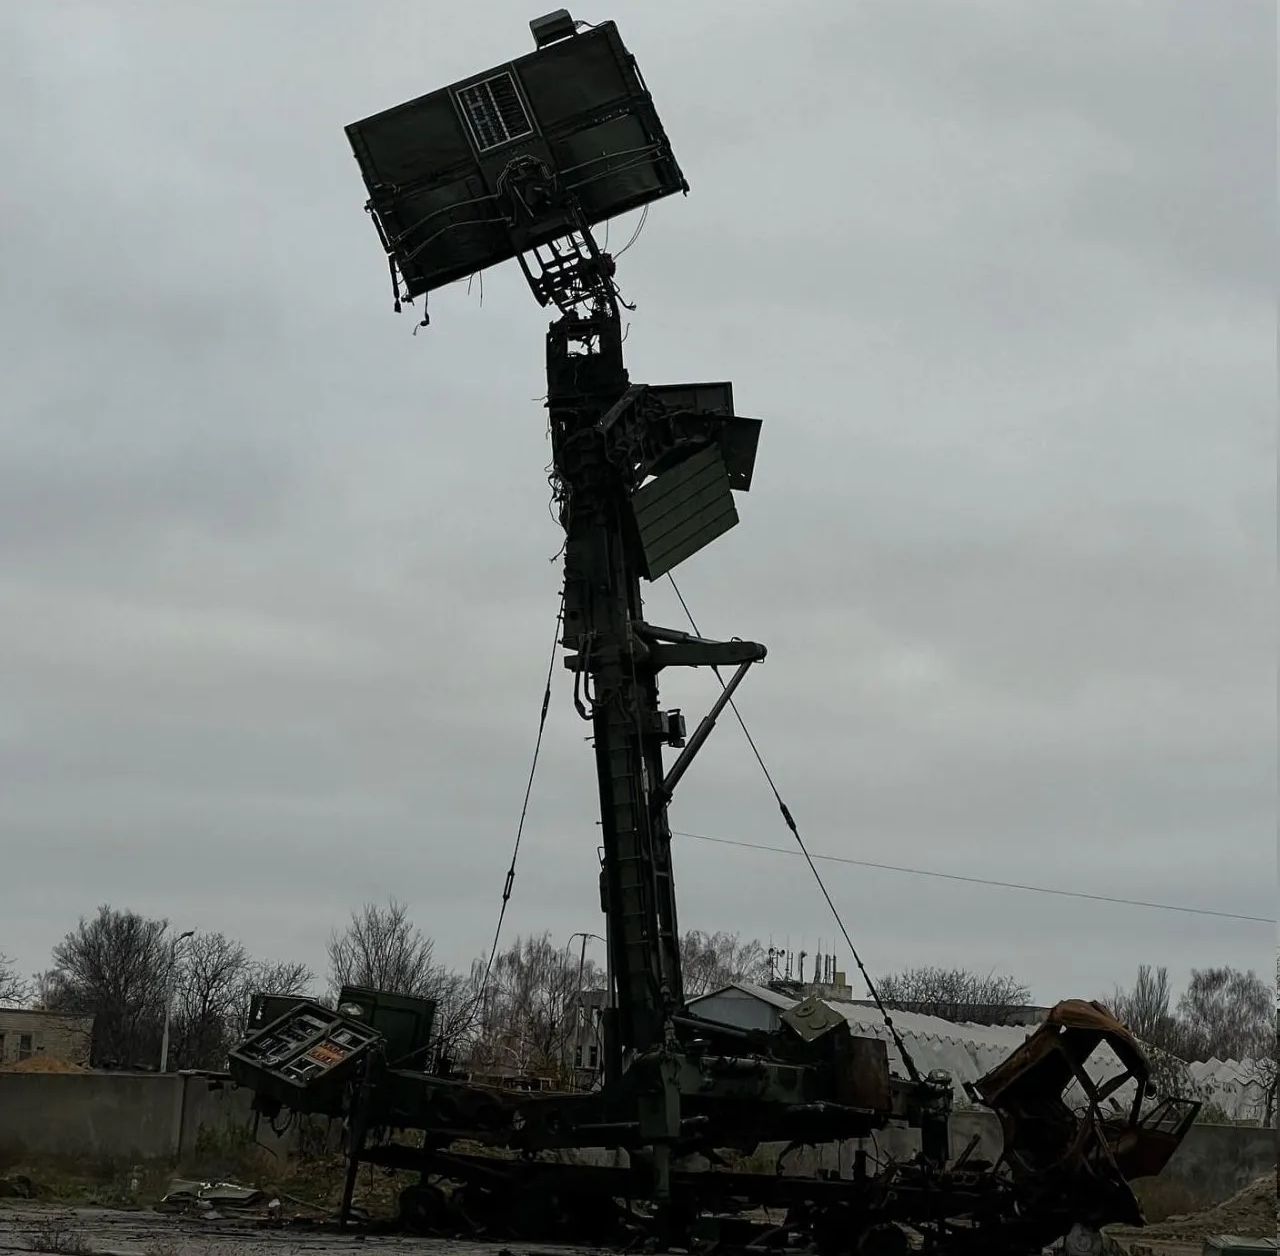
left=973, top=1000, right=1201, bottom=1230
left=233, top=996, right=1202, bottom=1253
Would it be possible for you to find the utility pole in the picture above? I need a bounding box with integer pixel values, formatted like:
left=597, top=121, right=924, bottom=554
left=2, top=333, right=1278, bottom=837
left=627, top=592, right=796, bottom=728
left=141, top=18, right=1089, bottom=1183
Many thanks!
left=567, top=931, right=604, bottom=1084
left=159, top=928, right=194, bottom=1073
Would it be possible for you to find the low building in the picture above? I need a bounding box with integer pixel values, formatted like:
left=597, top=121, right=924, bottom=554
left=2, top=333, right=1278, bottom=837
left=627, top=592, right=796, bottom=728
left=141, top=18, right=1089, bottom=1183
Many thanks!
left=0, top=1008, right=94, bottom=1067
left=686, top=984, right=1179, bottom=1113
left=685, top=980, right=796, bottom=1032
left=686, top=982, right=1041, bottom=1105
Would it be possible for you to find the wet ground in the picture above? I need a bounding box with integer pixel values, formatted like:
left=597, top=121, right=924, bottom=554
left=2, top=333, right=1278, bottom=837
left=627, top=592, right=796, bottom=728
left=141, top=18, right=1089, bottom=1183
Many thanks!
left=2, top=1199, right=1273, bottom=1256
left=0, top=1204, right=605, bottom=1256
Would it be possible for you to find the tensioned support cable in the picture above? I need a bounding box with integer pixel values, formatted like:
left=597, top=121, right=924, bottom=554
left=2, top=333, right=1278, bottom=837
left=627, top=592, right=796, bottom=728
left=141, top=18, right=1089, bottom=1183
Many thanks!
left=477, top=586, right=568, bottom=1009
left=665, top=574, right=923, bottom=1085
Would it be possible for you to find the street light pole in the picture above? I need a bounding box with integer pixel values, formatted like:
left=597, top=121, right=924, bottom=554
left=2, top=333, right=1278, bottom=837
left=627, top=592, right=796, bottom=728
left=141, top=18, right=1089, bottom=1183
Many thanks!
left=159, top=928, right=194, bottom=1074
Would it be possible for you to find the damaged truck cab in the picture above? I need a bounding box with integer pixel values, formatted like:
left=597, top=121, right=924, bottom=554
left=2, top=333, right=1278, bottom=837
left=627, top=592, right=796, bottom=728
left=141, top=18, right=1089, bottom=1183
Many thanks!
left=972, top=999, right=1201, bottom=1234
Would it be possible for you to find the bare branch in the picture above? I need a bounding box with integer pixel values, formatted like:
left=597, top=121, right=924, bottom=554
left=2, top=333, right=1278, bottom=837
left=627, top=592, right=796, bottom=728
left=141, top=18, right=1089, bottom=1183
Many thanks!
left=43, top=906, right=170, bottom=1067
left=169, top=932, right=251, bottom=1070
left=0, top=953, right=30, bottom=1007
left=877, top=965, right=1031, bottom=1025
left=326, top=899, right=440, bottom=1000
left=223, top=957, right=315, bottom=1048
left=679, top=931, right=772, bottom=999
left=1177, top=966, right=1273, bottom=1062
left=1107, top=964, right=1190, bottom=1055
left=467, top=933, right=604, bottom=1085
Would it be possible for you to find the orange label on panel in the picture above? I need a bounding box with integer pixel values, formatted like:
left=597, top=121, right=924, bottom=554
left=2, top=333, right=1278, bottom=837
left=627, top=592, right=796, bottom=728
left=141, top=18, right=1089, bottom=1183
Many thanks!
left=304, top=1041, right=348, bottom=1068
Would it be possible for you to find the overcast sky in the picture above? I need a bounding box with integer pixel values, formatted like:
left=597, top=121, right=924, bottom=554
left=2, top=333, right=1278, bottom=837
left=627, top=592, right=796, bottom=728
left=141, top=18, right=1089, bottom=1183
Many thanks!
left=1, top=1, right=1273, bottom=1007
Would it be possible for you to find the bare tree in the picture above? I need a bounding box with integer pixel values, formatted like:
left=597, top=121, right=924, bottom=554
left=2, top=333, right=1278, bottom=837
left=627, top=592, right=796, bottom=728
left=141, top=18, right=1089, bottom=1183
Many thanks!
left=169, top=932, right=252, bottom=1070
left=469, top=933, right=604, bottom=1084
left=1251, top=1042, right=1278, bottom=1127
left=1108, top=965, right=1192, bottom=1056
left=219, top=956, right=315, bottom=1054
left=1260, top=954, right=1280, bottom=1126
left=248, top=957, right=314, bottom=1000
left=31, top=969, right=72, bottom=1009
left=327, top=897, right=481, bottom=1071
left=1168, top=966, right=1278, bottom=1125
left=327, top=899, right=444, bottom=1000
left=1177, top=967, right=1273, bottom=1062
left=431, top=959, right=488, bottom=1061
left=1106, top=964, right=1198, bottom=1098
left=35, top=909, right=313, bottom=1070
left=39, top=906, right=170, bottom=1067
left=0, top=952, right=29, bottom=1006
left=1106, top=964, right=1280, bottom=1112
left=680, top=931, right=772, bottom=999
left=877, top=966, right=1031, bottom=1025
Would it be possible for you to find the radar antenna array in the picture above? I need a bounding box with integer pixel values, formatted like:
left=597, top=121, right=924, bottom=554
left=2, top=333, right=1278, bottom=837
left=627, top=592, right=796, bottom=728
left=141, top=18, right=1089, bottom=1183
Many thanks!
left=345, top=13, right=686, bottom=316
left=224, top=14, right=1204, bottom=1252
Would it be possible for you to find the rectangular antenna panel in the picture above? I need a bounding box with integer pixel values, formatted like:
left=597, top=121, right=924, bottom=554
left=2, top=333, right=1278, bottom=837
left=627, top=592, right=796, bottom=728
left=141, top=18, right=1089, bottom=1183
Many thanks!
left=228, top=1000, right=382, bottom=1114
left=337, top=984, right=437, bottom=1068
left=631, top=445, right=738, bottom=580
left=246, top=992, right=308, bottom=1035
left=345, top=22, right=688, bottom=298
left=644, top=382, right=763, bottom=491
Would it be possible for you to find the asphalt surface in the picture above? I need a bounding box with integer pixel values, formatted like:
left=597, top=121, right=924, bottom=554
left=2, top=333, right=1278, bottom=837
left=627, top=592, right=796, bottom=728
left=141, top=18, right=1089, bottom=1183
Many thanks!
left=0, top=1204, right=607, bottom=1256
left=0, top=1201, right=1245, bottom=1256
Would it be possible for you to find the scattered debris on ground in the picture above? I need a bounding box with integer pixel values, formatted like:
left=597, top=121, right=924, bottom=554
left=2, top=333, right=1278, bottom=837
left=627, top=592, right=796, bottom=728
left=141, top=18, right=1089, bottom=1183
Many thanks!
left=155, top=1179, right=265, bottom=1218
left=1111, top=1175, right=1277, bottom=1246
left=0, top=1175, right=40, bottom=1199
left=0, top=1153, right=412, bottom=1226
left=7, top=1154, right=1271, bottom=1251
left=0, top=1202, right=615, bottom=1256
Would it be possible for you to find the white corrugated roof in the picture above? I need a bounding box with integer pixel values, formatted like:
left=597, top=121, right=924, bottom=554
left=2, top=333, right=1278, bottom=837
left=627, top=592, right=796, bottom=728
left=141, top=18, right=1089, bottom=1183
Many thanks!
left=687, top=984, right=1036, bottom=1100
left=688, top=985, right=1150, bottom=1108
left=835, top=1004, right=1035, bottom=1051
left=1188, top=1057, right=1272, bottom=1121
left=829, top=1003, right=1035, bottom=1098
left=686, top=981, right=798, bottom=1011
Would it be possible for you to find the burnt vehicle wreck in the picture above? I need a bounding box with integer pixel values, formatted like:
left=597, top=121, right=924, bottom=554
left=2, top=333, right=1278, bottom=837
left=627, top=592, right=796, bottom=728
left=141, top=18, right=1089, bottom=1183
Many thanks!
left=229, top=13, right=1199, bottom=1252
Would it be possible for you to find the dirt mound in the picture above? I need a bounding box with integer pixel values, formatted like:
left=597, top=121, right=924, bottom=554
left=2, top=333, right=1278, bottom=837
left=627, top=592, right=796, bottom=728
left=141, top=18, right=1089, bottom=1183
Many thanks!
left=0, top=1055, right=84, bottom=1073
left=1130, top=1175, right=1277, bottom=1243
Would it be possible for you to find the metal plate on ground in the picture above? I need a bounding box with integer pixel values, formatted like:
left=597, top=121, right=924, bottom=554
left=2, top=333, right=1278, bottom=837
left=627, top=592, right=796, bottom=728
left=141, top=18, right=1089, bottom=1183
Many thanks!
left=1203, top=1239, right=1279, bottom=1256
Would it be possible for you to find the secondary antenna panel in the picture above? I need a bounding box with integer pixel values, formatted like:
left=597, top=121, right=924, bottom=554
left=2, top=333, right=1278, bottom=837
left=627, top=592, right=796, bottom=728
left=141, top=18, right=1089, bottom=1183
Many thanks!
left=345, top=18, right=688, bottom=299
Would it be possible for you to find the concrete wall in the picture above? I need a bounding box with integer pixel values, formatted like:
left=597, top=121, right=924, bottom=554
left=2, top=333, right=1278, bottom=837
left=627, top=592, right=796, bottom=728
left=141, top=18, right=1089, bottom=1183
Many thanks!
left=775, top=1110, right=1275, bottom=1203
left=0, top=1072, right=182, bottom=1161
left=0, top=1071, right=292, bottom=1166
left=177, top=1073, right=293, bottom=1162
left=1164, top=1119, right=1277, bottom=1201
left=0, top=1071, right=1271, bottom=1204
left=0, top=1009, right=93, bottom=1066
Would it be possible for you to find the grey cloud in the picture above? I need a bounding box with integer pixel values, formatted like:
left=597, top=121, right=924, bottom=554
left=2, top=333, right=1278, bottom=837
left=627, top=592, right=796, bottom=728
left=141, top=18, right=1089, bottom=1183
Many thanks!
left=0, top=445, right=292, bottom=557
left=0, top=0, right=1271, bottom=1003
left=799, top=0, right=1275, bottom=301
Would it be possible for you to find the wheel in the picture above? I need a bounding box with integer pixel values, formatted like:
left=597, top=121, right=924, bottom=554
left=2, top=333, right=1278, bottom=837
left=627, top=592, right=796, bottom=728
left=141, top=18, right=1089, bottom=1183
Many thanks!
left=854, top=1224, right=910, bottom=1256
left=398, top=1182, right=448, bottom=1234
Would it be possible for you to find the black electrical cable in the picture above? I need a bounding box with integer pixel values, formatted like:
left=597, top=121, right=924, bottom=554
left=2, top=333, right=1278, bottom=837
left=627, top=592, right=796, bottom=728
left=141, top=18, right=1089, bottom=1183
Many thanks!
left=476, top=588, right=566, bottom=1009
left=665, top=574, right=924, bottom=1084
left=613, top=204, right=649, bottom=259
left=672, top=829, right=1272, bottom=925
